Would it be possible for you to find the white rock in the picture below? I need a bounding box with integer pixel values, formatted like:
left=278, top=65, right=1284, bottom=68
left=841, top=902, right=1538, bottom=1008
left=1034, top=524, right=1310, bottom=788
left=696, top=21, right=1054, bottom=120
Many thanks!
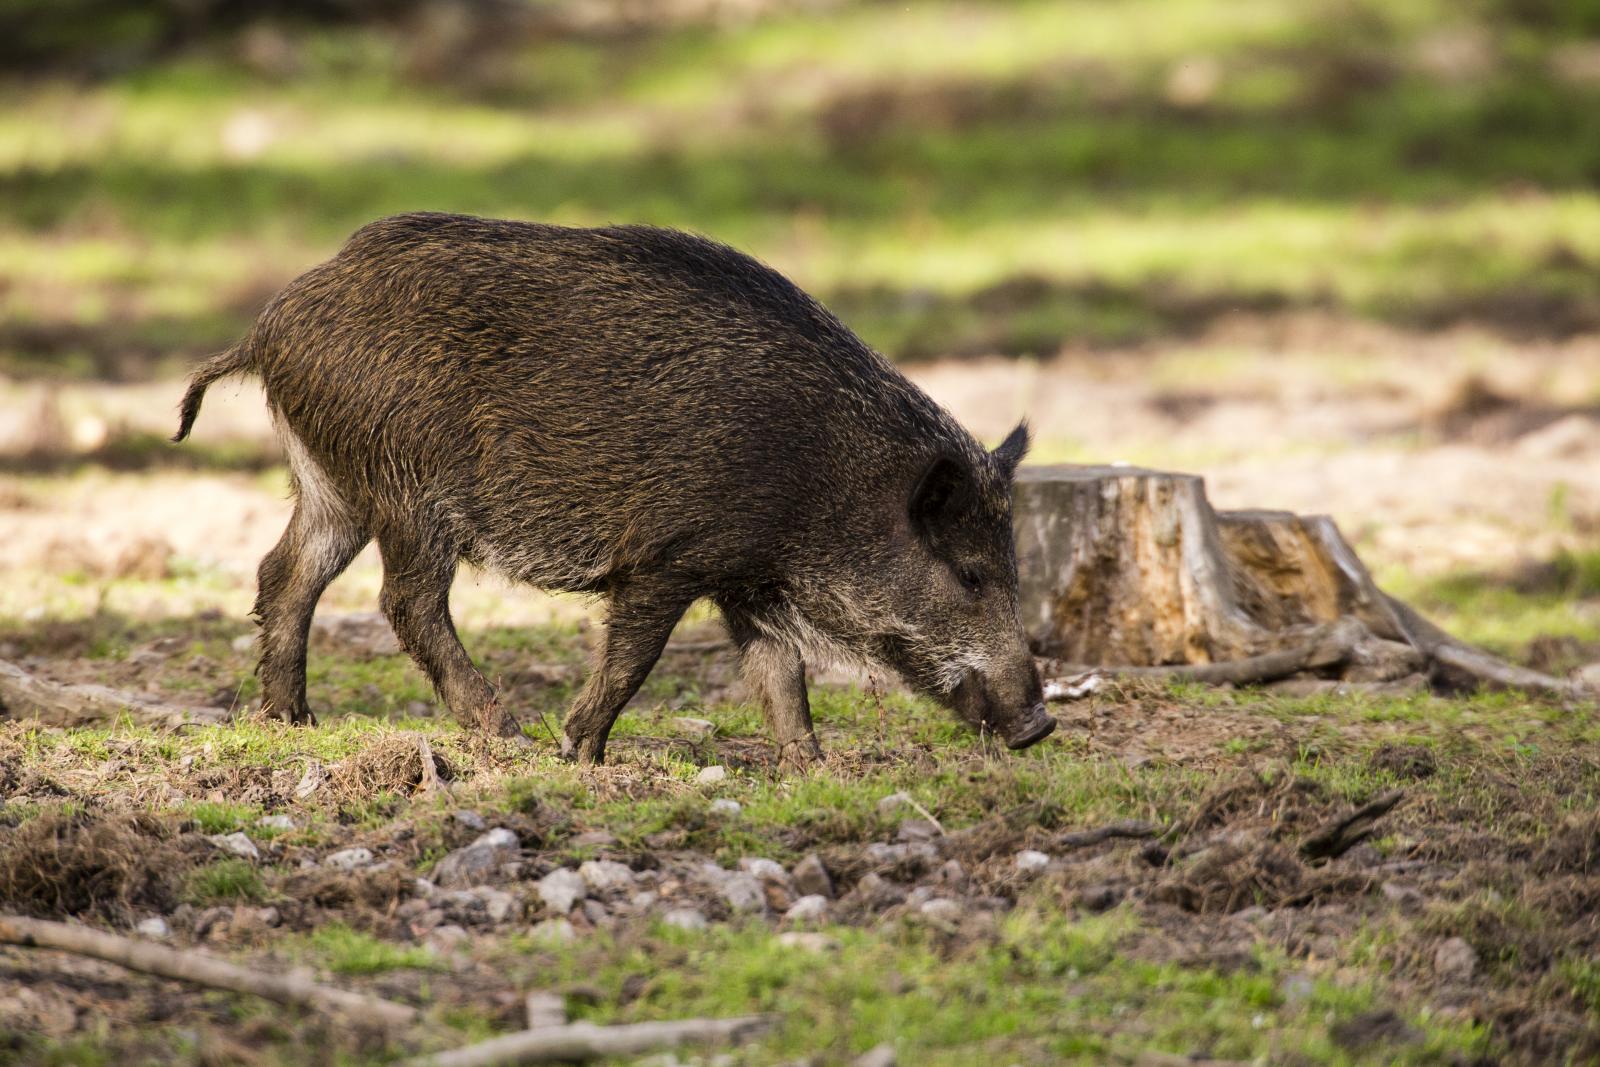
left=538, top=868, right=588, bottom=914
left=662, top=908, right=708, bottom=932
left=474, top=827, right=520, bottom=850
left=1015, top=850, right=1050, bottom=874
left=791, top=854, right=835, bottom=898
left=876, top=792, right=912, bottom=817
left=696, top=765, right=728, bottom=785
left=325, top=847, right=375, bottom=870
left=578, top=860, right=635, bottom=892
left=709, top=798, right=742, bottom=816
left=777, top=931, right=839, bottom=953
left=673, top=717, right=717, bottom=739
left=784, top=895, right=828, bottom=923
left=719, top=873, right=766, bottom=912
left=920, top=899, right=963, bottom=924
left=135, top=917, right=171, bottom=939
left=294, top=761, right=325, bottom=799
left=529, top=918, right=576, bottom=944
left=854, top=1043, right=897, bottom=1067
left=453, top=810, right=487, bottom=831
left=256, top=814, right=296, bottom=832
left=209, top=832, right=260, bottom=861
left=480, top=889, right=518, bottom=923
left=739, top=858, right=788, bottom=883
left=1435, top=936, right=1477, bottom=981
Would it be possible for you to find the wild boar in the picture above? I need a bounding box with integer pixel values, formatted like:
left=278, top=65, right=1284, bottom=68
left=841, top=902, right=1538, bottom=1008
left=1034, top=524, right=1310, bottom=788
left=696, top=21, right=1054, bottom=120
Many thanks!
left=174, top=213, right=1055, bottom=767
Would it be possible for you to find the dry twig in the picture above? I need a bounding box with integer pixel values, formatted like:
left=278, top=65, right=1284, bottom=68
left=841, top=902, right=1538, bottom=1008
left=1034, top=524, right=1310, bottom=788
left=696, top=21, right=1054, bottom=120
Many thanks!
left=0, top=913, right=417, bottom=1027
left=400, top=1015, right=777, bottom=1067
left=0, top=659, right=229, bottom=729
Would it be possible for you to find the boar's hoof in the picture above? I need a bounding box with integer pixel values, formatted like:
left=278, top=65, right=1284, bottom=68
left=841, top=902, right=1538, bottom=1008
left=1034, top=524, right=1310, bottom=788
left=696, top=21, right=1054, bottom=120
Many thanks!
left=1004, top=706, right=1057, bottom=751
left=263, top=701, right=317, bottom=727
left=478, top=701, right=529, bottom=744
left=559, top=733, right=605, bottom=765
left=777, top=737, right=825, bottom=774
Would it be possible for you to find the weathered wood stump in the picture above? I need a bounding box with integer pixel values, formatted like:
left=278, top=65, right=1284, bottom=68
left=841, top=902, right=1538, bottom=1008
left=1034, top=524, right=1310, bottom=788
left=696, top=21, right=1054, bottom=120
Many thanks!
left=1013, top=464, right=1588, bottom=697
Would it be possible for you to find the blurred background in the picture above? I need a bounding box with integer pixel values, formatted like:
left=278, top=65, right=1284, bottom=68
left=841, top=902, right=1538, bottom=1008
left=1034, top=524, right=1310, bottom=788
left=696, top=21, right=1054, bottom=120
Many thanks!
left=2, top=0, right=1599, bottom=667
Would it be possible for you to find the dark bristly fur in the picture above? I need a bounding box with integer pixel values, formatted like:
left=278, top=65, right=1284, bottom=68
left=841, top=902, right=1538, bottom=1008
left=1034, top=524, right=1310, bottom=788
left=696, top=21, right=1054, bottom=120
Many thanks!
left=174, top=213, right=1054, bottom=766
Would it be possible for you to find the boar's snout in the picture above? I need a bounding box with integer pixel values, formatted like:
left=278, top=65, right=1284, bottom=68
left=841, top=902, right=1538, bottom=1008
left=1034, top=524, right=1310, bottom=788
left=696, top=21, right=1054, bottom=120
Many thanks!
left=949, top=662, right=1056, bottom=750
left=1005, top=702, right=1056, bottom=749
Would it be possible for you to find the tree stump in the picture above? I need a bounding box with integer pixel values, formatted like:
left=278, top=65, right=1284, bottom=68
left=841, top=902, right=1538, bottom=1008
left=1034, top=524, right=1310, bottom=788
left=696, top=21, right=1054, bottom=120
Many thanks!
left=1013, top=464, right=1586, bottom=697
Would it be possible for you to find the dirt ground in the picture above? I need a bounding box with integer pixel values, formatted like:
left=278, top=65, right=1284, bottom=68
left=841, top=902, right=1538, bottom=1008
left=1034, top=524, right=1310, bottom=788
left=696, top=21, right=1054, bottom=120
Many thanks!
left=2, top=319, right=1599, bottom=1064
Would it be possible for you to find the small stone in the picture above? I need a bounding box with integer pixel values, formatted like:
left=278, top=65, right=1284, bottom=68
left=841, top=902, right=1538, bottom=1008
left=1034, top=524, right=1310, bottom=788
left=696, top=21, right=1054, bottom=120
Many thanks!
left=876, top=792, right=912, bottom=817
left=294, top=761, right=325, bottom=799
left=710, top=798, right=742, bottom=816
left=209, top=832, right=260, bottom=861
left=792, top=854, right=835, bottom=899
left=673, top=717, right=717, bottom=740
left=919, top=899, right=962, bottom=925
left=579, top=860, right=635, bottom=892
left=777, top=931, right=838, bottom=953
left=629, top=890, right=659, bottom=910
left=785, top=895, right=828, bottom=923
left=695, top=765, right=728, bottom=785
left=896, top=818, right=939, bottom=844
left=1381, top=882, right=1424, bottom=911
left=854, top=1042, right=897, bottom=1067
left=481, top=889, right=518, bottom=923
left=325, top=847, right=374, bottom=870
left=938, top=860, right=969, bottom=893
left=453, top=810, right=487, bottom=831
left=256, top=814, right=296, bottom=832
left=256, top=906, right=281, bottom=928
left=538, top=868, right=589, bottom=914
left=581, top=899, right=613, bottom=927
left=525, top=991, right=567, bottom=1029
left=406, top=700, right=435, bottom=718
left=571, top=830, right=617, bottom=848
left=529, top=918, right=576, bottom=944
left=432, top=829, right=521, bottom=888
left=1015, top=850, right=1050, bottom=874
left=739, top=858, right=788, bottom=883
left=662, top=908, right=708, bottom=932
left=719, top=873, right=766, bottom=913
left=135, top=917, right=170, bottom=939
left=428, top=924, right=470, bottom=950
left=1076, top=884, right=1121, bottom=912
left=1434, top=937, right=1477, bottom=981
left=1279, top=972, right=1315, bottom=1006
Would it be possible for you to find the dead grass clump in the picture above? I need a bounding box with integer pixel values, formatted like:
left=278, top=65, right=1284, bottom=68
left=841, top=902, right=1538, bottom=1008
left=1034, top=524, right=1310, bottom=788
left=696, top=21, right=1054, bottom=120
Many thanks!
left=1368, top=742, right=1437, bottom=780
left=1170, top=763, right=1322, bottom=839
left=0, top=811, right=203, bottom=921
left=274, top=866, right=414, bottom=927
left=1533, top=814, right=1600, bottom=875
left=1151, top=837, right=1370, bottom=914
left=325, top=734, right=453, bottom=806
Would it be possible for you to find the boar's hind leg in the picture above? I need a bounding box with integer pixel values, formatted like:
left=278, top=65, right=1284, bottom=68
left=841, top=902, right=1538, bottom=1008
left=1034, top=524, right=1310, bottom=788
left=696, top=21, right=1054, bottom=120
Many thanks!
left=376, top=530, right=523, bottom=740
left=720, top=607, right=823, bottom=772
left=255, top=505, right=368, bottom=725
left=561, top=583, right=692, bottom=765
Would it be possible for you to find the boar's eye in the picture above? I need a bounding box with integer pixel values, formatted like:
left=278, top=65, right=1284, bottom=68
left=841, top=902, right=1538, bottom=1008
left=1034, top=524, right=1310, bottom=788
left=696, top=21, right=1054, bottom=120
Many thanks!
left=956, top=565, right=983, bottom=595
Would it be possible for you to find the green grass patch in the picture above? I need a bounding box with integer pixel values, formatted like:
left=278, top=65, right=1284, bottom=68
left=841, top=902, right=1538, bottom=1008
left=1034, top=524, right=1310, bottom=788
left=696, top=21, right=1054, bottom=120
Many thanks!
left=184, top=858, right=266, bottom=905
left=304, top=923, right=438, bottom=976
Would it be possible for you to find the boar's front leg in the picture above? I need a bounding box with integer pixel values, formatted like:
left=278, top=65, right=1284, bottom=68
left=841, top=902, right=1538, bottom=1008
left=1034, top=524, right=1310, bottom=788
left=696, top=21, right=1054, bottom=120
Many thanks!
left=720, top=605, right=824, bottom=772
left=561, top=580, right=692, bottom=765
left=377, top=529, right=523, bottom=739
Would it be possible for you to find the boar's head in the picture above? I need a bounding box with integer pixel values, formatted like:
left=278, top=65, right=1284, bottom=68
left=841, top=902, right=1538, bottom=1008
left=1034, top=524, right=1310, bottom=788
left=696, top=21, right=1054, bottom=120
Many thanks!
left=856, top=422, right=1054, bottom=750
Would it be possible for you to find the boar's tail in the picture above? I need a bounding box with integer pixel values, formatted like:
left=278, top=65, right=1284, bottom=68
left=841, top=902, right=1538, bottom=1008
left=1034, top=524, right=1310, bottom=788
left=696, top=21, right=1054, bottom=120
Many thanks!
left=171, top=341, right=255, bottom=443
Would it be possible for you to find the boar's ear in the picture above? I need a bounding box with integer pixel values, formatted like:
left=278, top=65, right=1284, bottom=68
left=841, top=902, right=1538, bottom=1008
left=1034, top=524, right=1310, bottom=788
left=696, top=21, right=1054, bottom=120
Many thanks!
left=910, top=455, right=969, bottom=538
left=992, top=420, right=1031, bottom=480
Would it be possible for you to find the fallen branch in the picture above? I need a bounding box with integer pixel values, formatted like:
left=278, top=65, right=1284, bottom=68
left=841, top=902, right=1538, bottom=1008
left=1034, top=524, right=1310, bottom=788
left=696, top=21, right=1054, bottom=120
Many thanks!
left=416, top=734, right=447, bottom=795
left=1299, top=790, right=1405, bottom=862
left=401, top=1015, right=777, bottom=1067
left=0, top=659, right=230, bottom=729
left=0, top=914, right=417, bottom=1027
left=1054, top=820, right=1160, bottom=850
left=1044, top=619, right=1363, bottom=695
